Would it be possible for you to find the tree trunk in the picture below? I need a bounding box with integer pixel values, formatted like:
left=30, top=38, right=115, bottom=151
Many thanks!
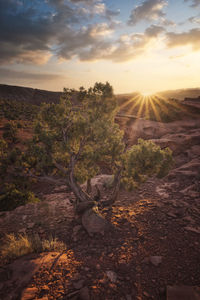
left=67, top=155, right=92, bottom=202
left=94, top=184, right=101, bottom=202
left=102, top=168, right=122, bottom=206
left=86, top=178, right=92, bottom=195
left=68, top=173, right=91, bottom=203
left=68, top=171, right=108, bottom=235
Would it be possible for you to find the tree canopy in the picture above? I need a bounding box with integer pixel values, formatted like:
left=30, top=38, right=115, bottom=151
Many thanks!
left=25, top=82, right=173, bottom=210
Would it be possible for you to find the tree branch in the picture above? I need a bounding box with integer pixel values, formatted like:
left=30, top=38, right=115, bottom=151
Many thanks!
left=75, top=137, right=87, bottom=160
left=53, top=160, right=68, bottom=176
left=26, top=170, right=66, bottom=185
left=62, top=117, right=73, bottom=146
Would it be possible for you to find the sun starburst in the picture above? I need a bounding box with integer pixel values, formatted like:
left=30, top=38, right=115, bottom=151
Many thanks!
left=119, top=92, right=188, bottom=123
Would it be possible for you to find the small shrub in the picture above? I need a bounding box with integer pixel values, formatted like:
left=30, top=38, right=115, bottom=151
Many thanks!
left=31, top=234, right=66, bottom=253
left=3, top=121, right=18, bottom=143
left=40, top=235, right=66, bottom=252
left=0, top=185, right=40, bottom=211
left=17, top=122, right=23, bottom=128
left=1, top=233, right=66, bottom=261
left=1, top=234, right=33, bottom=259
left=7, top=148, right=21, bottom=164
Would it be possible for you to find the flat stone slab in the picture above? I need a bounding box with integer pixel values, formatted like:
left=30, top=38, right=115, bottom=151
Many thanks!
left=167, top=286, right=200, bottom=300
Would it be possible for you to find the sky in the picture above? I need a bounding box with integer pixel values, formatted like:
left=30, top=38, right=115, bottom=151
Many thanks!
left=0, top=0, right=200, bottom=94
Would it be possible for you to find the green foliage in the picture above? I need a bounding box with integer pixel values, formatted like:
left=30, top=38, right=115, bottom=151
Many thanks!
left=0, top=138, right=7, bottom=159
left=28, top=82, right=124, bottom=184
left=0, top=138, right=9, bottom=175
left=0, top=138, right=39, bottom=211
left=63, top=81, right=114, bottom=103
left=88, top=82, right=114, bottom=99
left=17, top=121, right=23, bottom=128
left=121, top=139, right=173, bottom=190
left=24, top=142, right=54, bottom=174
left=0, top=98, right=38, bottom=121
left=26, top=82, right=173, bottom=202
left=0, top=138, right=23, bottom=177
left=3, top=121, right=18, bottom=143
left=0, top=184, right=39, bottom=211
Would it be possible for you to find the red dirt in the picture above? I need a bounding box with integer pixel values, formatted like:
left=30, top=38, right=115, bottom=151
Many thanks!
left=0, top=105, right=200, bottom=299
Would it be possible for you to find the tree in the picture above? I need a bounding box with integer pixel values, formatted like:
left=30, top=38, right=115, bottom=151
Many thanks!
left=3, top=121, right=18, bottom=143
left=0, top=138, right=40, bottom=211
left=26, top=82, right=173, bottom=235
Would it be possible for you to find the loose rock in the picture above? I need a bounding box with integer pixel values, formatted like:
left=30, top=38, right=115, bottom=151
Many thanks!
left=149, top=256, right=162, bottom=266
left=106, top=270, right=117, bottom=283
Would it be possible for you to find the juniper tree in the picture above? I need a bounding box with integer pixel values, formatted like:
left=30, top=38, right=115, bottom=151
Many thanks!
left=26, top=82, right=173, bottom=233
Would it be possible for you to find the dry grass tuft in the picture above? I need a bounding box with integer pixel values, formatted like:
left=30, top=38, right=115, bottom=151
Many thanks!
left=1, top=233, right=66, bottom=261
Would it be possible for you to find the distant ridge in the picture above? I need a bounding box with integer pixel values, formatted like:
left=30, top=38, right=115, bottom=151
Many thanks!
left=1, top=84, right=200, bottom=105
left=116, top=88, right=200, bottom=101
left=157, top=88, right=200, bottom=100
left=0, top=84, right=62, bottom=105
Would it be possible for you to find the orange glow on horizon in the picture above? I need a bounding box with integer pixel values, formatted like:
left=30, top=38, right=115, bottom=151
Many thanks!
left=118, top=91, right=189, bottom=123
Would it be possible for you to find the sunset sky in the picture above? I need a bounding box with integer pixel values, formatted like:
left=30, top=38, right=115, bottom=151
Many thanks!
left=0, top=0, right=200, bottom=94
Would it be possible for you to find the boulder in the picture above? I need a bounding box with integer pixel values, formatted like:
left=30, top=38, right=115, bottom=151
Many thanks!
left=167, top=286, right=200, bottom=300
left=82, top=208, right=108, bottom=236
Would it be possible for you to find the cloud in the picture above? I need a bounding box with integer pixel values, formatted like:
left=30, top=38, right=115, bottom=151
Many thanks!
left=78, top=25, right=165, bottom=62
left=56, top=22, right=116, bottom=60
left=160, top=18, right=175, bottom=26
left=0, top=0, right=121, bottom=65
left=0, top=0, right=69, bottom=64
left=69, top=0, right=120, bottom=18
left=69, top=0, right=97, bottom=3
left=0, top=68, right=64, bottom=81
left=166, top=28, right=200, bottom=50
left=128, top=0, right=167, bottom=25
left=0, top=46, right=52, bottom=65
left=184, top=0, right=200, bottom=7
left=188, top=16, right=200, bottom=24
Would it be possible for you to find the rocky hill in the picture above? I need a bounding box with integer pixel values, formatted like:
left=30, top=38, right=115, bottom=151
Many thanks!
left=0, top=98, right=200, bottom=299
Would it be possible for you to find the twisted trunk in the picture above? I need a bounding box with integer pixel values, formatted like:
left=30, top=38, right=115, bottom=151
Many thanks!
left=67, top=155, right=92, bottom=203
left=102, top=168, right=122, bottom=206
left=54, top=156, right=109, bottom=235
left=86, top=178, right=92, bottom=195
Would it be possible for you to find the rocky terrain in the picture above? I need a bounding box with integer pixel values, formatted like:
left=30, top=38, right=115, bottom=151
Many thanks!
left=0, top=102, right=200, bottom=299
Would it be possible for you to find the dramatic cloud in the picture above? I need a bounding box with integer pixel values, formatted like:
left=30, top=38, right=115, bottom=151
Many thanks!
left=0, top=0, right=75, bottom=64
left=128, top=0, right=167, bottom=25
left=184, top=0, right=200, bottom=7
left=167, top=28, right=200, bottom=50
left=0, top=0, right=199, bottom=67
left=78, top=25, right=165, bottom=62
left=0, top=0, right=119, bottom=65
left=56, top=22, right=116, bottom=60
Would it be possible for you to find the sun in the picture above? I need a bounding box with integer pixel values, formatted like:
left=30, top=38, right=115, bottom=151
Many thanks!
left=141, top=92, right=152, bottom=97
